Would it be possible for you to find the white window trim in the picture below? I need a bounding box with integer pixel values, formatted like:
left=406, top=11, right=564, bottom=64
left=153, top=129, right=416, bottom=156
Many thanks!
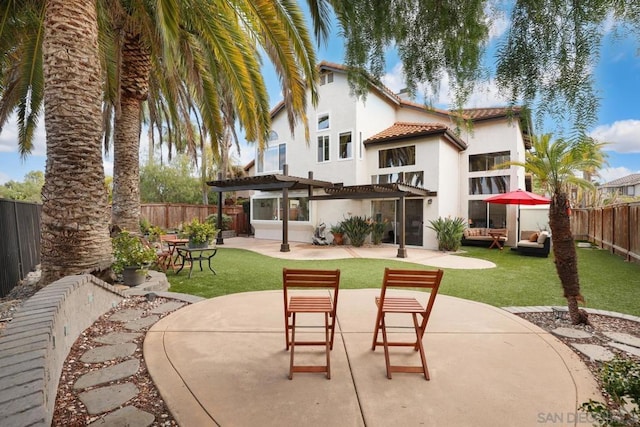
left=338, top=130, right=354, bottom=161
left=317, top=135, right=331, bottom=163
left=317, top=112, right=330, bottom=131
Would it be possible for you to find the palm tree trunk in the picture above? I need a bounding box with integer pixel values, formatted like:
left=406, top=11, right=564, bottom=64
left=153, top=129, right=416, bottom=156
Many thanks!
left=40, top=0, right=112, bottom=285
left=111, top=30, right=150, bottom=231
left=549, top=192, right=588, bottom=324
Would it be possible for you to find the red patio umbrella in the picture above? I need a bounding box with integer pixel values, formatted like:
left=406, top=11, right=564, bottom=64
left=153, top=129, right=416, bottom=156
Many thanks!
left=484, top=189, right=550, bottom=240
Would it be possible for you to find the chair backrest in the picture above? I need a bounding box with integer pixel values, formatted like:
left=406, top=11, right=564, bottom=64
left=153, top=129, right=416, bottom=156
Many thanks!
left=283, top=268, right=341, bottom=311
left=380, top=268, right=444, bottom=321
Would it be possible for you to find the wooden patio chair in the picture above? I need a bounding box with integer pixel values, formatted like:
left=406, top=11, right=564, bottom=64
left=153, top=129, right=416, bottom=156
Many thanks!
left=283, top=268, right=341, bottom=380
left=371, top=268, right=444, bottom=380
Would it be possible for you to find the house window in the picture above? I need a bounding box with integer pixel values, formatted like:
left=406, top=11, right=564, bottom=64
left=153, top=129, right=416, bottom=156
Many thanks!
left=252, top=197, right=309, bottom=221
left=257, top=143, right=286, bottom=173
left=319, top=72, right=334, bottom=85
left=469, top=151, right=510, bottom=172
left=317, top=113, right=330, bottom=130
left=372, top=171, right=424, bottom=187
left=339, top=132, right=352, bottom=159
left=627, top=186, right=635, bottom=196
left=378, top=146, right=416, bottom=168
left=252, top=198, right=278, bottom=220
left=317, top=135, right=330, bottom=162
left=469, top=176, right=510, bottom=195
left=468, top=200, right=506, bottom=229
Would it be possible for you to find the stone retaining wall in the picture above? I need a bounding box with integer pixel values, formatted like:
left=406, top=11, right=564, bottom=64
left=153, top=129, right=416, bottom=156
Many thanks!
left=0, top=275, right=125, bottom=426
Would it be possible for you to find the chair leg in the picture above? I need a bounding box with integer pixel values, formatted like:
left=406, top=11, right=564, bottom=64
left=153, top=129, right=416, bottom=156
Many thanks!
left=325, top=312, right=331, bottom=379
left=380, top=315, right=392, bottom=379
left=412, top=313, right=430, bottom=380
left=288, top=313, right=296, bottom=380
left=285, top=315, right=290, bottom=351
left=372, top=311, right=383, bottom=350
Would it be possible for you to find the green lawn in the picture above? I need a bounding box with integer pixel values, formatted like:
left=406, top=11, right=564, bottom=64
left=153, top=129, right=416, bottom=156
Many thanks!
left=165, top=245, right=640, bottom=317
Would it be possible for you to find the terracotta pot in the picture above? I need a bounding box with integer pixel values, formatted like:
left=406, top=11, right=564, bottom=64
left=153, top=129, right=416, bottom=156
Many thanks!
left=332, top=233, right=344, bottom=245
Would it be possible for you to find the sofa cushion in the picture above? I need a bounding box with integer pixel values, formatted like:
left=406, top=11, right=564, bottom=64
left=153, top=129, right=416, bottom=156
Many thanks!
left=529, top=232, right=539, bottom=242
left=537, top=231, right=549, bottom=244
left=517, top=240, right=543, bottom=248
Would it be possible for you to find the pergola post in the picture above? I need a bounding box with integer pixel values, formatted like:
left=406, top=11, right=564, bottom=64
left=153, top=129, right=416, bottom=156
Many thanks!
left=281, top=165, right=290, bottom=252
left=397, top=196, right=407, bottom=258
left=216, top=172, right=224, bottom=245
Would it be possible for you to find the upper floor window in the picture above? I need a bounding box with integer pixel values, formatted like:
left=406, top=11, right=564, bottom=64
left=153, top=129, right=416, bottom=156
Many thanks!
left=372, top=171, right=424, bottom=187
left=257, top=143, right=286, bottom=173
left=339, top=132, right=353, bottom=159
left=320, top=72, right=334, bottom=85
left=317, top=113, right=330, bottom=130
left=378, top=145, right=416, bottom=168
left=268, top=130, right=279, bottom=141
left=317, top=135, right=330, bottom=162
left=469, top=151, right=510, bottom=172
left=469, top=176, right=510, bottom=195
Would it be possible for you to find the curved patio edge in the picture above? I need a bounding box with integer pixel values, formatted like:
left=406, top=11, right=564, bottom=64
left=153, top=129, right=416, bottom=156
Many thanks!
left=144, top=289, right=601, bottom=427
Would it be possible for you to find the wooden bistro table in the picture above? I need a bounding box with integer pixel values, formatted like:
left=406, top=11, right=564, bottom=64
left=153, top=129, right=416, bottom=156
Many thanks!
left=175, top=246, right=218, bottom=279
left=488, top=231, right=506, bottom=250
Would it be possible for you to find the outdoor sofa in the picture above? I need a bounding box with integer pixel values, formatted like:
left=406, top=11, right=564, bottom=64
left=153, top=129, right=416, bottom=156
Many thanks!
left=511, top=230, right=551, bottom=257
left=461, top=227, right=508, bottom=248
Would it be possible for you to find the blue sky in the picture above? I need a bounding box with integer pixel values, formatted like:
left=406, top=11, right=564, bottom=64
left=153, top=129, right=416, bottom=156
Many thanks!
left=1, top=7, right=639, bottom=185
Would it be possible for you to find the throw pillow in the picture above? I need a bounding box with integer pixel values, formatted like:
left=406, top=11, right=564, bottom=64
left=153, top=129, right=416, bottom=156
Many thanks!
left=537, top=231, right=549, bottom=244
left=529, top=233, right=539, bottom=242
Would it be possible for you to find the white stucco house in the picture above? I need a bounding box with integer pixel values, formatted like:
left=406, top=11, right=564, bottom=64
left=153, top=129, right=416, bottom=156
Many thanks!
left=218, top=62, right=534, bottom=250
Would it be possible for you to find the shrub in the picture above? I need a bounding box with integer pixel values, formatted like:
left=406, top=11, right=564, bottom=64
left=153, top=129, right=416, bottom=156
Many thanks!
left=112, top=231, right=157, bottom=274
left=370, top=219, right=388, bottom=245
left=206, top=213, right=233, bottom=231
left=180, top=218, right=218, bottom=245
left=341, top=215, right=371, bottom=247
left=427, top=216, right=466, bottom=251
left=580, top=356, right=640, bottom=426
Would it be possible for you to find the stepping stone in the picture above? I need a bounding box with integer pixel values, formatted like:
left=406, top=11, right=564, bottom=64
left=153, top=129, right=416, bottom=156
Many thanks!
left=88, top=406, right=155, bottom=426
left=109, top=308, right=145, bottom=322
left=570, top=343, right=615, bottom=362
left=150, top=301, right=184, bottom=314
left=78, top=383, right=138, bottom=415
left=80, top=343, right=137, bottom=363
left=123, top=315, right=160, bottom=331
left=609, top=342, right=640, bottom=358
left=95, top=332, right=142, bottom=345
left=74, top=359, right=140, bottom=390
left=551, top=327, right=592, bottom=339
left=603, top=332, right=640, bottom=349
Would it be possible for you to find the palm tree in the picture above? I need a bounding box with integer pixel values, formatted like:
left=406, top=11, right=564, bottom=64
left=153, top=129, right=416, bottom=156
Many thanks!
left=39, top=0, right=112, bottom=284
left=509, top=134, right=605, bottom=324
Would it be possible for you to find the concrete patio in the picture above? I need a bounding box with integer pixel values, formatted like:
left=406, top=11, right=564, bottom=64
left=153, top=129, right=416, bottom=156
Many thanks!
left=144, top=286, right=601, bottom=426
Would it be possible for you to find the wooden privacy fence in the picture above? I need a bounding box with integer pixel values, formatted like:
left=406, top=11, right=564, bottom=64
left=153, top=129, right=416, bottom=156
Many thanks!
left=140, top=203, right=249, bottom=234
left=0, top=199, right=41, bottom=298
left=571, top=202, right=640, bottom=264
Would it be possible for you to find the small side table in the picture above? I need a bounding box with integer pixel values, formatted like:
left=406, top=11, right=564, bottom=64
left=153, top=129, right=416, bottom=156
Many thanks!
left=488, top=231, right=505, bottom=250
left=175, top=247, right=218, bottom=278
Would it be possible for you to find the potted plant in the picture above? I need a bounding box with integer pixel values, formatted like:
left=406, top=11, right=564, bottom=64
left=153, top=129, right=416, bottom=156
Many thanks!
left=112, top=231, right=157, bottom=286
left=330, top=223, right=345, bottom=245
left=180, top=218, right=218, bottom=248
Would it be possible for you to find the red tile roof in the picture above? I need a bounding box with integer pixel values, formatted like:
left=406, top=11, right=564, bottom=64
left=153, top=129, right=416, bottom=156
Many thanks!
left=364, top=122, right=467, bottom=150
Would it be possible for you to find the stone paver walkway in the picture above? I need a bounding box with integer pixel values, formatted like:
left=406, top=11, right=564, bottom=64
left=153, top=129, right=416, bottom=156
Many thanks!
left=69, top=297, right=191, bottom=426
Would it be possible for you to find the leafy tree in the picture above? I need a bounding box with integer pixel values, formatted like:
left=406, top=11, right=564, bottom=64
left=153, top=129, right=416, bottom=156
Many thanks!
left=507, top=134, right=604, bottom=324
left=0, top=171, right=44, bottom=202
left=139, top=156, right=202, bottom=204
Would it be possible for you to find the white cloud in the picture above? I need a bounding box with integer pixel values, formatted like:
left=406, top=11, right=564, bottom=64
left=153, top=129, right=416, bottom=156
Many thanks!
left=597, top=166, right=638, bottom=184
left=0, top=114, right=47, bottom=156
left=487, top=5, right=509, bottom=41
left=590, top=119, right=640, bottom=153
